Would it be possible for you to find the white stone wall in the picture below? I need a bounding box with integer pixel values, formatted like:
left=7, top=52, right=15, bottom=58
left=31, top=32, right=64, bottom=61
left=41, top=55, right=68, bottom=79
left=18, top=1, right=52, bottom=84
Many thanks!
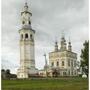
left=49, top=51, right=77, bottom=76
left=17, top=29, right=36, bottom=78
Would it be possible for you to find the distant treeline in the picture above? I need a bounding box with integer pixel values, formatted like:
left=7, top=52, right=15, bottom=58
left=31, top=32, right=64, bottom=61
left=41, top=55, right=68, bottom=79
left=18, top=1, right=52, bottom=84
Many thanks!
left=1, top=69, right=17, bottom=79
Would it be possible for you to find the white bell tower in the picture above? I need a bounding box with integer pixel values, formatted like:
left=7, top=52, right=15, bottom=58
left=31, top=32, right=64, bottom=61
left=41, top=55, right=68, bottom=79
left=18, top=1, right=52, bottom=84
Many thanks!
left=17, top=2, right=37, bottom=78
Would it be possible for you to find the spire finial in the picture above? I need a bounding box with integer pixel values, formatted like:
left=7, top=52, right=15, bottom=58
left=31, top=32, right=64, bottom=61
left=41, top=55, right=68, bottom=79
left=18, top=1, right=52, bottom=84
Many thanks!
left=68, top=36, right=71, bottom=45
left=55, top=41, right=57, bottom=45
left=68, top=36, right=72, bottom=51
left=54, top=37, right=58, bottom=51
left=24, top=0, right=28, bottom=7
left=61, top=30, right=65, bottom=38
left=61, top=30, right=66, bottom=43
left=25, top=2, right=27, bottom=6
left=55, top=36, right=57, bottom=43
left=24, top=0, right=28, bottom=11
left=69, top=36, right=71, bottom=42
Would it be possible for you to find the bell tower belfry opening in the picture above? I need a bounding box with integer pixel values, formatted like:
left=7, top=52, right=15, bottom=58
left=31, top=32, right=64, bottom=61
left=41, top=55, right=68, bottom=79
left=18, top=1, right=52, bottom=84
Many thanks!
left=17, top=2, right=37, bottom=78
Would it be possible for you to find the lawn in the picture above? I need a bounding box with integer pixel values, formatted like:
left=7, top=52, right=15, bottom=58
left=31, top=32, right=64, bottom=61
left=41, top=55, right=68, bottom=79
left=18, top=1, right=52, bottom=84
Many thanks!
left=2, top=78, right=88, bottom=90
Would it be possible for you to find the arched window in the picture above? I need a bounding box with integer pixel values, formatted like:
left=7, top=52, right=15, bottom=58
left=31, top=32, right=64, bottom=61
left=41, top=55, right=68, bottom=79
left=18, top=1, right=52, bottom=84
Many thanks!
left=71, top=61, right=73, bottom=67
left=74, top=61, right=76, bottom=67
left=52, top=62, right=54, bottom=67
left=29, top=21, right=31, bottom=24
left=30, top=34, right=32, bottom=38
left=25, top=34, right=28, bottom=39
left=68, top=70, right=70, bottom=75
left=68, top=60, right=70, bottom=66
left=22, top=21, right=25, bottom=24
left=62, top=61, right=64, bottom=66
left=57, top=61, right=59, bottom=66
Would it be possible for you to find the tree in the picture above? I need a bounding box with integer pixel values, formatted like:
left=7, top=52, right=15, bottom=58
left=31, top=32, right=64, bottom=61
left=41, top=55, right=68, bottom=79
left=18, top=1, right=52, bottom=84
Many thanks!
left=80, top=40, right=89, bottom=76
left=6, top=69, right=10, bottom=74
left=5, top=69, right=11, bottom=79
left=1, top=69, right=6, bottom=79
left=1, top=69, right=5, bottom=72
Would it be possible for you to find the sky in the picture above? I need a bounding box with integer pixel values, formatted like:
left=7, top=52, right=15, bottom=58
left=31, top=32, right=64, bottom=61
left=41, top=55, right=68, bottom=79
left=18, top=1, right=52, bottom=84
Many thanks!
left=2, top=0, right=89, bottom=74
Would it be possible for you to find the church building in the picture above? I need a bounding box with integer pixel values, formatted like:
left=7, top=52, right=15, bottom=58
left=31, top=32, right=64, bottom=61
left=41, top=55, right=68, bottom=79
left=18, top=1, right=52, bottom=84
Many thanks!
left=17, top=2, right=78, bottom=78
left=49, top=36, right=78, bottom=76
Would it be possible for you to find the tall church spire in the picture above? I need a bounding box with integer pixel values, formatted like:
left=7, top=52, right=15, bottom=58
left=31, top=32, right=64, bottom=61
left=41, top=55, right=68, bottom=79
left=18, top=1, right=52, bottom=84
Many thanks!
left=24, top=2, right=28, bottom=11
left=68, top=37, right=72, bottom=51
left=60, top=33, right=67, bottom=51
left=21, top=2, right=32, bottom=29
left=55, top=41, right=58, bottom=51
left=17, top=2, right=36, bottom=79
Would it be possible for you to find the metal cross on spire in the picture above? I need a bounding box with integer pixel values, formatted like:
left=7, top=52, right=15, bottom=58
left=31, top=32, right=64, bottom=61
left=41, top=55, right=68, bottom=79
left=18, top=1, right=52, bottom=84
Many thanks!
left=24, top=0, right=28, bottom=7
left=55, top=36, right=58, bottom=43
left=61, top=30, right=65, bottom=38
left=24, top=0, right=29, bottom=12
left=69, top=36, right=71, bottom=43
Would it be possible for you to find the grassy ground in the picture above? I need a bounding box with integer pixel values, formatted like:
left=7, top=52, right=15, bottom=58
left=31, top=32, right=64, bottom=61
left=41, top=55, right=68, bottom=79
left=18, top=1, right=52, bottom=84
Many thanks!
left=2, top=78, right=88, bottom=90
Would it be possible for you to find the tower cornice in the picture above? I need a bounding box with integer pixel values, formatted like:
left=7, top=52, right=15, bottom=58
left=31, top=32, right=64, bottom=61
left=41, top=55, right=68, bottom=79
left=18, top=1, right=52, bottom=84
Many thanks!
left=19, top=28, right=35, bottom=33
left=21, top=11, right=32, bottom=16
